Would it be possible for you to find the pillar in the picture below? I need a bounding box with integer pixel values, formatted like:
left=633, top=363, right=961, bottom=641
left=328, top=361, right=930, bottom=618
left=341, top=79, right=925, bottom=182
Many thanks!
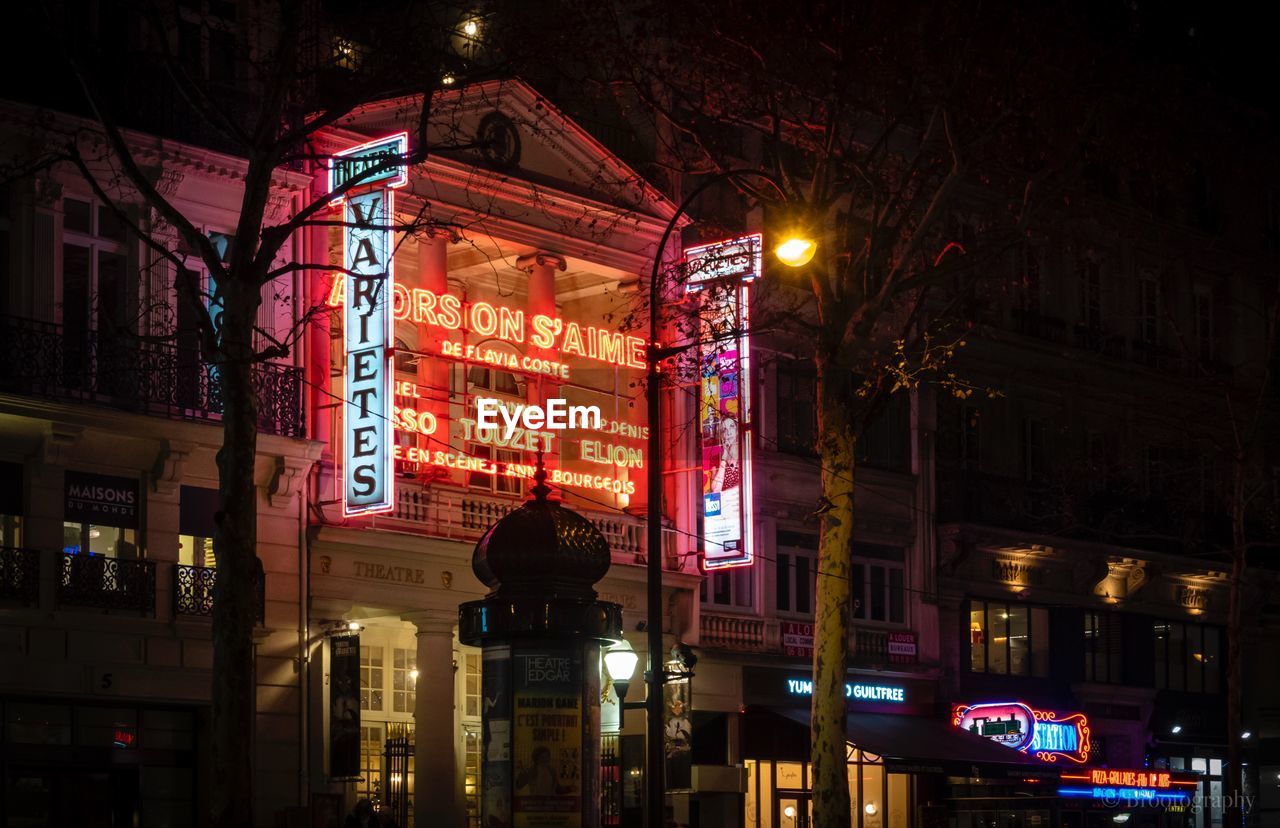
left=308, top=178, right=334, bottom=451
left=404, top=610, right=462, bottom=828
left=417, top=233, right=452, bottom=458
left=516, top=251, right=565, bottom=404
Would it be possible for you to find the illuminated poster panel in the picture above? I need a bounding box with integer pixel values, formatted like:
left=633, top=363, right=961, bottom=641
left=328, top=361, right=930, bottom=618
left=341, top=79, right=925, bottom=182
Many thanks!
left=331, top=134, right=407, bottom=516
left=685, top=234, right=760, bottom=570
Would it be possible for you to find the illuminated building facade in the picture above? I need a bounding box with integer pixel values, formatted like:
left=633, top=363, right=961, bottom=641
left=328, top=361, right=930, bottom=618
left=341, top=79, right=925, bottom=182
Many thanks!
left=302, top=81, right=704, bottom=827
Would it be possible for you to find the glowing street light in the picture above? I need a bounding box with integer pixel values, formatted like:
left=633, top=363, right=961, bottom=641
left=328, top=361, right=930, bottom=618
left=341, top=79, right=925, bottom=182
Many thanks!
left=774, top=235, right=817, bottom=267
left=604, top=640, right=640, bottom=704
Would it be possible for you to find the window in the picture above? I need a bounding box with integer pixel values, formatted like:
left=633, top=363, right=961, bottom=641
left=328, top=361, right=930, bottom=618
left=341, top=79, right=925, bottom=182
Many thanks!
left=392, top=648, right=417, bottom=714
left=62, top=197, right=133, bottom=393
left=1153, top=620, right=1220, bottom=693
left=178, top=485, right=218, bottom=567
left=61, top=524, right=138, bottom=559
left=1194, top=286, right=1215, bottom=362
left=1155, top=754, right=1224, bottom=828
left=700, top=566, right=754, bottom=610
left=776, top=532, right=817, bottom=615
left=466, top=444, right=522, bottom=496
left=1018, top=243, right=1042, bottom=314
left=858, top=394, right=910, bottom=472
left=1138, top=275, right=1160, bottom=346
left=776, top=359, right=817, bottom=456
left=0, top=460, right=22, bottom=547
left=463, top=725, right=482, bottom=828
left=1084, top=611, right=1123, bottom=683
left=360, top=645, right=385, bottom=712
left=0, top=185, right=11, bottom=318
left=460, top=650, right=482, bottom=719
left=1079, top=258, right=1102, bottom=328
left=356, top=723, right=386, bottom=811
left=467, top=365, right=520, bottom=396
left=851, top=544, right=905, bottom=625
left=968, top=600, right=1049, bottom=676
left=1022, top=418, right=1048, bottom=481
left=960, top=406, right=982, bottom=471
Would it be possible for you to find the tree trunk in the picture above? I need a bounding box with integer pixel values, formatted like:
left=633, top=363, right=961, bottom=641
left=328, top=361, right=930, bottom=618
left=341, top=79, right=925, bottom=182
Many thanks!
left=1225, top=453, right=1246, bottom=828
left=211, top=275, right=262, bottom=828
left=811, top=358, right=855, bottom=828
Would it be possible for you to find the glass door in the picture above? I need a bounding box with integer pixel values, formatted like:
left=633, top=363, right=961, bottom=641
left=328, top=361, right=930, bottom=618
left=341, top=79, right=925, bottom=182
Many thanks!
left=778, top=792, right=812, bottom=828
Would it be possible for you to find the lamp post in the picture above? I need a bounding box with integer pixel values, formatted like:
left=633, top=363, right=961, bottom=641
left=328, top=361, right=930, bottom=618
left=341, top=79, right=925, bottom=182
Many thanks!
left=645, top=169, right=813, bottom=828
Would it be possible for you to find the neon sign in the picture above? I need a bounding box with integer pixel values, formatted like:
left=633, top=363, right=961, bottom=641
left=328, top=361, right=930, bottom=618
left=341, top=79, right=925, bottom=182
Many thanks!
left=1059, top=769, right=1197, bottom=804
left=689, top=234, right=760, bottom=570
left=326, top=281, right=646, bottom=375
left=953, top=702, right=1091, bottom=764
left=329, top=132, right=409, bottom=197
left=786, top=678, right=906, bottom=703
left=333, top=135, right=407, bottom=516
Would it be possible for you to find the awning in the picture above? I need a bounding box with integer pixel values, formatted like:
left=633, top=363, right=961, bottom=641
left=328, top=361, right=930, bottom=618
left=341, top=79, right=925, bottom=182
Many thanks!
left=746, top=706, right=1056, bottom=779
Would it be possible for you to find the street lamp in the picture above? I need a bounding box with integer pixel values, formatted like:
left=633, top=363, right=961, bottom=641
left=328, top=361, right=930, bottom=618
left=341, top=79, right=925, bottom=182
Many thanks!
left=604, top=640, right=641, bottom=707
left=774, top=235, right=818, bottom=267
left=645, top=168, right=813, bottom=828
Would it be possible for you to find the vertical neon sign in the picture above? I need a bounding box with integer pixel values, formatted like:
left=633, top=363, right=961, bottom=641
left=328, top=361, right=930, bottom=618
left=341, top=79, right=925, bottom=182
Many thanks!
left=685, top=234, right=760, bottom=569
left=331, top=133, right=408, bottom=516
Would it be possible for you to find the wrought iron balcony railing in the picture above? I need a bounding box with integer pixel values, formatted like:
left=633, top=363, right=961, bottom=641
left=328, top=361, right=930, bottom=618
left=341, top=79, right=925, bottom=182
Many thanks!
left=57, top=553, right=156, bottom=614
left=0, top=547, right=40, bottom=605
left=174, top=563, right=265, bottom=623
left=0, top=315, right=304, bottom=438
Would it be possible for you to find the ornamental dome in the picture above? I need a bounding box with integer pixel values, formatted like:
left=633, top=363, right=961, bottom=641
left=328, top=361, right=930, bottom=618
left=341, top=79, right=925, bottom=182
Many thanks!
left=470, top=462, right=611, bottom=600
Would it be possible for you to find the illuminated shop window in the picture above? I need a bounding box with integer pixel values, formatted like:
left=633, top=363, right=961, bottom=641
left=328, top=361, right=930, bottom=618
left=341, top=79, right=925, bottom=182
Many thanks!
left=968, top=599, right=1048, bottom=677
left=361, top=645, right=385, bottom=712
left=62, top=523, right=139, bottom=559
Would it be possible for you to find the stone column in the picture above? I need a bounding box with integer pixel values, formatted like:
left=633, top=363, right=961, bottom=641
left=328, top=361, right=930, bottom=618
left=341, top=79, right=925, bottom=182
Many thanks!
left=404, top=610, right=461, bottom=828
left=417, top=233, right=452, bottom=453
left=516, top=252, right=565, bottom=404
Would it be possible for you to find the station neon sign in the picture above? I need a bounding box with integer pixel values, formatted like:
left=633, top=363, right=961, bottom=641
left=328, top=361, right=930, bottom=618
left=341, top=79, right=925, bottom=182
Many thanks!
left=1059, top=768, right=1196, bottom=804
left=326, top=280, right=647, bottom=375
left=953, top=701, right=1091, bottom=764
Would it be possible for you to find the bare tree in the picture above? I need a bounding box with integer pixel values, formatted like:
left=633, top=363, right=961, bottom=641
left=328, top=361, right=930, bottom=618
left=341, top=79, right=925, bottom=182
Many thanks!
left=557, top=1, right=1110, bottom=823
left=3, top=2, right=538, bottom=824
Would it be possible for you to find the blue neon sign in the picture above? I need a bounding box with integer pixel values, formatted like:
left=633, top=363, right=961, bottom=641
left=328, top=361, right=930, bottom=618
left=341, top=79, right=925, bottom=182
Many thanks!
left=786, top=678, right=905, bottom=703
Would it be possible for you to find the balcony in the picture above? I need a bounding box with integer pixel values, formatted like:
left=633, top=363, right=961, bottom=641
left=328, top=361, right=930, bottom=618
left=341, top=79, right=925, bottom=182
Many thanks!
left=699, top=612, right=915, bottom=666
left=57, top=553, right=156, bottom=614
left=0, top=315, right=304, bottom=438
left=174, top=564, right=265, bottom=623
left=0, top=547, right=40, bottom=605
left=372, top=483, right=651, bottom=565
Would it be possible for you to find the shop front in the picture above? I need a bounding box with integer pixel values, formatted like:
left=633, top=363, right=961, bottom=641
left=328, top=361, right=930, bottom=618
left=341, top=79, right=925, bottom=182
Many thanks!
left=739, top=668, right=1046, bottom=828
